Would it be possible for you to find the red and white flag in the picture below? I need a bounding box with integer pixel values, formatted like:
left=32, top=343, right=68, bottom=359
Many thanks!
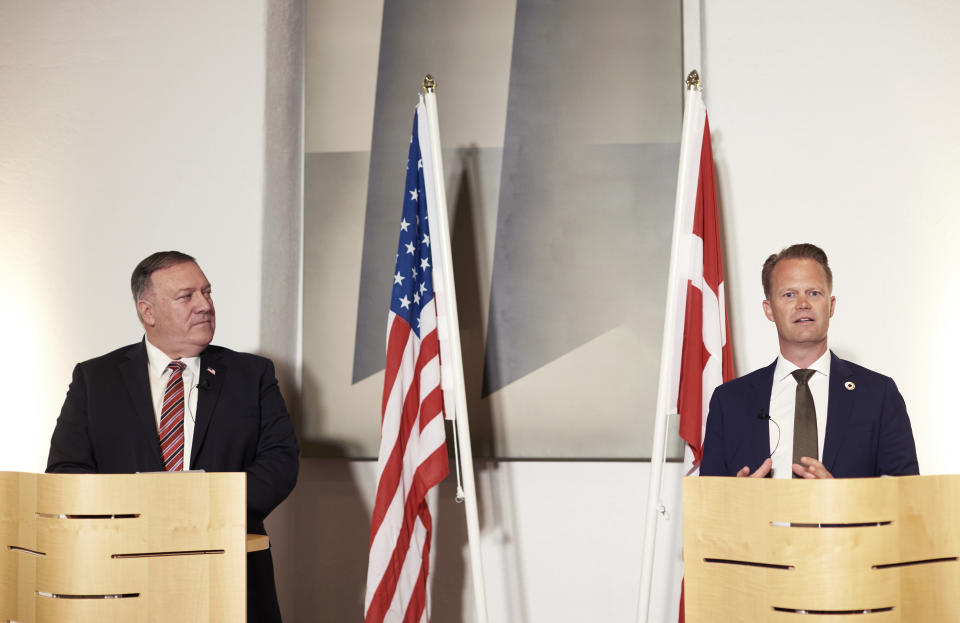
left=364, top=105, right=450, bottom=623
left=667, top=87, right=735, bottom=473
left=670, top=85, right=734, bottom=622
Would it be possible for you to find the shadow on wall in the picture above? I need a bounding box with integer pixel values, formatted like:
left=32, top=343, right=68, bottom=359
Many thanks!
left=269, top=363, right=370, bottom=619
left=450, top=146, right=496, bottom=458
left=266, top=458, right=476, bottom=622
left=433, top=148, right=531, bottom=620
left=268, top=457, right=533, bottom=622
left=267, top=458, right=372, bottom=621
left=433, top=459, right=534, bottom=622
left=432, top=465, right=469, bottom=620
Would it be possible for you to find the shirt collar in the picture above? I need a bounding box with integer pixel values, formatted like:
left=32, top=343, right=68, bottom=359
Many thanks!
left=144, top=337, right=201, bottom=379
left=774, top=348, right=832, bottom=383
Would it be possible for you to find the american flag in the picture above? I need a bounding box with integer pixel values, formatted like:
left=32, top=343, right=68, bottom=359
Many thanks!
left=364, top=107, right=450, bottom=623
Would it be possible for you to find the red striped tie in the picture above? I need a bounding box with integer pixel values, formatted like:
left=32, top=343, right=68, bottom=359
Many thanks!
left=159, top=361, right=186, bottom=471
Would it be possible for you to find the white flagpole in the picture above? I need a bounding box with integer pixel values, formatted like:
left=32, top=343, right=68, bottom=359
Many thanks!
left=419, top=75, right=490, bottom=623
left=636, top=75, right=705, bottom=623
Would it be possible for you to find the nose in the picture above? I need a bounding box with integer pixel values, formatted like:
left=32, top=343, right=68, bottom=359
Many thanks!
left=796, top=294, right=810, bottom=309
left=194, top=292, right=212, bottom=312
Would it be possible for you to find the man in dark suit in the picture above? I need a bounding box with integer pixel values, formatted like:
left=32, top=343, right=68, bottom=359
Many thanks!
left=700, top=243, right=918, bottom=479
left=47, top=251, right=299, bottom=622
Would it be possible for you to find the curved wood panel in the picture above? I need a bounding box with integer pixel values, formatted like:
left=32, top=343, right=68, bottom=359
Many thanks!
left=0, top=471, right=245, bottom=623
left=683, top=475, right=960, bottom=622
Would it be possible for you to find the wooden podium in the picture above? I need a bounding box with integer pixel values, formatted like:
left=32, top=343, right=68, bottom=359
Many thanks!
left=683, top=475, right=960, bottom=622
left=0, top=471, right=247, bottom=622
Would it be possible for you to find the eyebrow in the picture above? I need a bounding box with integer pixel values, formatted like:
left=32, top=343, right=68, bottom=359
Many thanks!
left=174, top=284, right=211, bottom=295
left=779, top=286, right=823, bottom=294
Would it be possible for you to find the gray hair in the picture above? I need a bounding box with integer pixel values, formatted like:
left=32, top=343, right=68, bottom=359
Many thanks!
left=131, top=250, right=197, bottom=303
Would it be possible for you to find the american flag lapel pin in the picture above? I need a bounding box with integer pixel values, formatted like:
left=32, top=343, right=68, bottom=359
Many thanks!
left=206, top=367, right=216, bottom=376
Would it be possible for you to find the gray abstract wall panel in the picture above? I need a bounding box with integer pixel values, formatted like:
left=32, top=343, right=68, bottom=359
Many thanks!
left=353, top=0, right=516, bottom=382
left=303, top=0, right=683, bottom=458
left=484, top=143, right=679, bottom=387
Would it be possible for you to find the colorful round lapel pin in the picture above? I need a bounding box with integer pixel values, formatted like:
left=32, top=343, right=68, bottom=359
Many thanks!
left=844, top=381, right=855, bottom=390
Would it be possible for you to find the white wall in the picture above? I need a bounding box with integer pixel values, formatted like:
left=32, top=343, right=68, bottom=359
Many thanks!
left=2, top=1, right=958, bottom=622
left=700, top=0, right=960, bottom=475
left=0, top=0, right=269, bottom=471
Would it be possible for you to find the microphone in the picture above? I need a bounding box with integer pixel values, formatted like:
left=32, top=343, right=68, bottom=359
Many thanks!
left=758, top=408, right=781, bottom=458
left=197, top=377, right=212, bottom=391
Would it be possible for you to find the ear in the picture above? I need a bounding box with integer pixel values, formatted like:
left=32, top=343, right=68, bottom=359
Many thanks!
left=138, top=300, right=156, bottom=327
left=762, top=299, right=775, bottom=322
left=829, top=295, right=836, bottom=318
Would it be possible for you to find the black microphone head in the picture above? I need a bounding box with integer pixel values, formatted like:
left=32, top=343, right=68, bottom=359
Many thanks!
left=757, top=409, right=769, bottom=420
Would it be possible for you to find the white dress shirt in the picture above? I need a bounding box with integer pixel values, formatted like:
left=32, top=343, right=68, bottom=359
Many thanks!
left=145, top=338, right=200, bottom=470
left=768, top=350, right=831, bottom=479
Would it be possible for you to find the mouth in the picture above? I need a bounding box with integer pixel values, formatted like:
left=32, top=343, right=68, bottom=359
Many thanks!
left=794, top=317, right=815, bottom=324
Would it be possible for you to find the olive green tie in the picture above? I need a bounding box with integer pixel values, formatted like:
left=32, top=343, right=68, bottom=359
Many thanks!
left=791, top=369, right=817, bottom=478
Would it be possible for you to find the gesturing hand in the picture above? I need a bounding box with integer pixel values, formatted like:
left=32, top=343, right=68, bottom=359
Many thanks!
left=736, top=457, right=772, bottom=478
left=792, top=456, right=833, bottom=479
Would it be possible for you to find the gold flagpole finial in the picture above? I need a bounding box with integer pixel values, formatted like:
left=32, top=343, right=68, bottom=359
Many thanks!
left=423, top=74, right=436, bottom=92
left=685, top=70, right=701, bottom=91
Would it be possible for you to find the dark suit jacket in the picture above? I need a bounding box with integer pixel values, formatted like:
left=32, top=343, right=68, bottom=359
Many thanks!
left=700, top=352, right=919, bottom=478
left=47, top=340, right=299, bottom=621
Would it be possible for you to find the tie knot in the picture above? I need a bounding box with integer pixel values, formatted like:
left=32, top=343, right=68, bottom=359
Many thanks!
left=167, top=360, right=186, bottom=374
left=792, top=368, right=815, bottom=385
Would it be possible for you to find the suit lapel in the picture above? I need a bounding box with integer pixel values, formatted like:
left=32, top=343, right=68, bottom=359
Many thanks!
left=748, top=359, right=777, bottom=465
left=119, top=341, right=164, bottom=469
left=193, top=349, right=226, bottom=465
left=822, top=352, right=855, bottom=472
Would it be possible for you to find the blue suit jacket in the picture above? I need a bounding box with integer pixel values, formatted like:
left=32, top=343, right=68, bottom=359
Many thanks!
left=700, top=352, right=919, bottom=478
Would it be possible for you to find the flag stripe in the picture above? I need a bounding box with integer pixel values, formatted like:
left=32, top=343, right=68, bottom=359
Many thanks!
left=369, top=324, right=441, bottom=541
left=366, top=444, right=446, bottom=622
left=367, top=392, right=447, bottom=599
left=401, top=503, right=434, bottom=623
left=418, top=386, right=443, bottom=432
left=678, top=281, right=705, bottom=464
left=383, top=316, right=413, bottom=416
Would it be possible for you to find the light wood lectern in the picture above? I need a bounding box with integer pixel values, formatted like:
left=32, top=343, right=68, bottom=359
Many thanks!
left=0, top=471, right=249, bottom=622
left=683, top=475, right=960, bottom=622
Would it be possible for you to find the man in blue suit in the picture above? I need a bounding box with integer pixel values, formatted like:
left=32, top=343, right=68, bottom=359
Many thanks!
left=700, top=244, right=918, bottom=479
left=47, top=251, right=299, bottom=622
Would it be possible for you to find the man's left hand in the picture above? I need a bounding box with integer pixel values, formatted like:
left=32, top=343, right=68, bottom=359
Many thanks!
left=792, top=456, right=833, bottom=479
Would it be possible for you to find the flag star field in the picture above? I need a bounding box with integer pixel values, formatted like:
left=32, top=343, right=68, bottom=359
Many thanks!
left=391, top=114, right=434, bottom=337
